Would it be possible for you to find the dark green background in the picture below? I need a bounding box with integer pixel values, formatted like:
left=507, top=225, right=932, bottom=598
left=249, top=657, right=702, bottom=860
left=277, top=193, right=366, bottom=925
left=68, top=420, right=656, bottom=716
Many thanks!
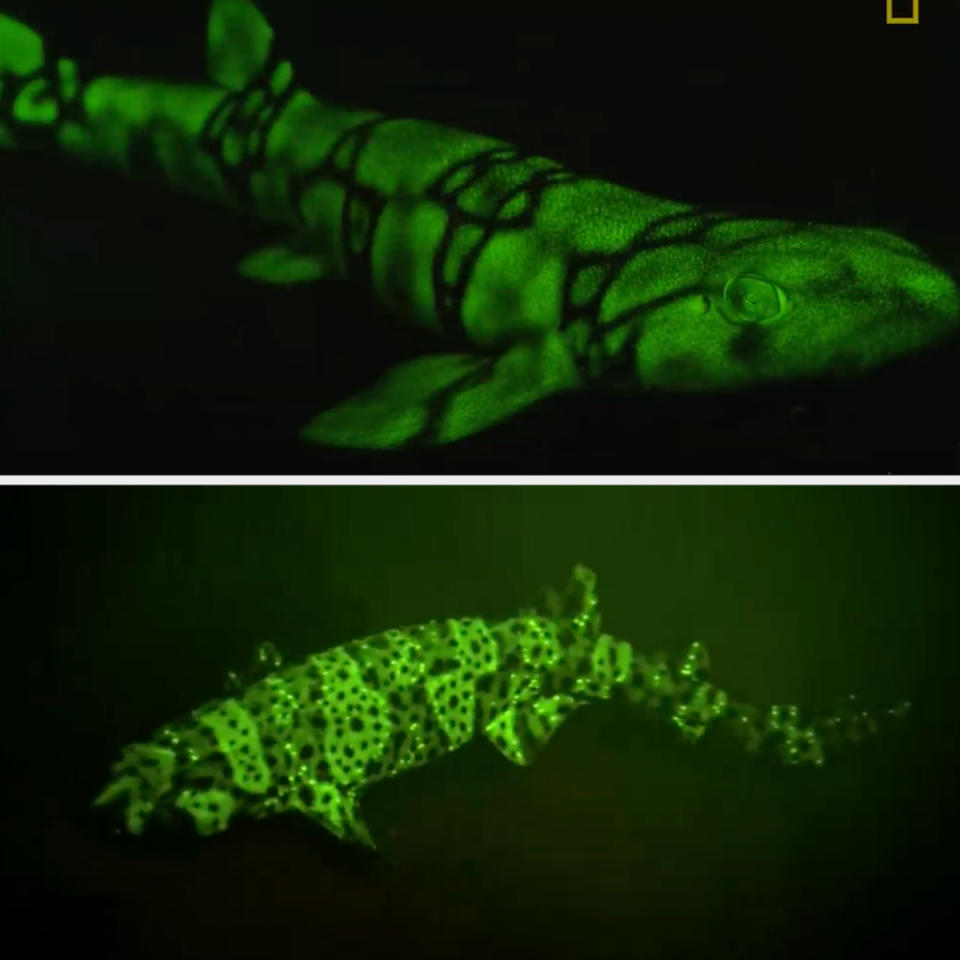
left=1, top=0, right=958, bottom=472
left=5, top=485, right=958, bottom=958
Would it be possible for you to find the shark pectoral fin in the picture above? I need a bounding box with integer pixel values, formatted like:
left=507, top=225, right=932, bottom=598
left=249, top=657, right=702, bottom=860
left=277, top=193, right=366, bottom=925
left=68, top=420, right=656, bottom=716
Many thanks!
left=484, top=695, right=586, bottom=766
left=237, top=241, right=330, bottom=284
left=207, top=0, right=274, bottom=91
left=293, top=783, right=377, bottom=850
left=302, top=353, right=490, bottom=449
left=301, top=333, right=582, bottom=449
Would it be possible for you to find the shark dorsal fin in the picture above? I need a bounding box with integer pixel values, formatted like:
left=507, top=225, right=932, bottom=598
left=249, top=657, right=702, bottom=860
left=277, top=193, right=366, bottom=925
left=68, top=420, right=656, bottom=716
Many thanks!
left=0, top=14, right=45, bottom=76
left=207, top=0, right=274, bottom=91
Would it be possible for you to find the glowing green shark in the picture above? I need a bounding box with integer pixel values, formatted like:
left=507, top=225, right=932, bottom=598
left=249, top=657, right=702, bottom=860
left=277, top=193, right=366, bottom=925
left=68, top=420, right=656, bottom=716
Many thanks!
left=2, top=1, right=957, bottom=448
left=92, top=565, right=910, bottom=847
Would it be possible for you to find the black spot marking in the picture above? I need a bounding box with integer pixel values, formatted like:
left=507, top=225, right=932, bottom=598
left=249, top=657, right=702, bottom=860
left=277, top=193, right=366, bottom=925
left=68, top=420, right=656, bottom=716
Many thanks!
left=728, top=323, right=770, bottom=365
left=298, top=786, right=315, bottom=807
left=350, top=717, right=364, bottom=732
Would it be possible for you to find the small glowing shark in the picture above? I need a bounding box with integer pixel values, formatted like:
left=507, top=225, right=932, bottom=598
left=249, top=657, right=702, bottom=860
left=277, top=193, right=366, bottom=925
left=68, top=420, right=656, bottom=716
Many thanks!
left=2, top=1, right=957, bottom=447
left=92, top=565, right=910, bottom=848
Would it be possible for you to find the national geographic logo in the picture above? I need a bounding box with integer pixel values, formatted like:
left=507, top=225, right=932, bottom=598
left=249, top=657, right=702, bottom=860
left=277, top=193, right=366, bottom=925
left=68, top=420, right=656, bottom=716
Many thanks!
left=886, top=0, right=919, bottom=23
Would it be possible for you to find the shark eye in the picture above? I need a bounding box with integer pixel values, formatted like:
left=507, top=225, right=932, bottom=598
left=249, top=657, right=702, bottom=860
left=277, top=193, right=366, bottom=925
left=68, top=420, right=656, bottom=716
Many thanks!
left=721, top=274, right=789, bottom=325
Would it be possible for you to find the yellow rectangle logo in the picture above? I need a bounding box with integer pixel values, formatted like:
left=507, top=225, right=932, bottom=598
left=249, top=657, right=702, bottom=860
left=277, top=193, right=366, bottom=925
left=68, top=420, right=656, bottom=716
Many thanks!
left=887, top=0, right=919, bottom=23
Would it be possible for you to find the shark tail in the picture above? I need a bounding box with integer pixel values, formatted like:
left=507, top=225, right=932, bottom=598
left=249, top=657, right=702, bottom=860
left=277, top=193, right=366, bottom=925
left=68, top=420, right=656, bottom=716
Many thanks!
left=0, top=1, right=291, bottom=147
left=0, top=11, right=64, bottom=147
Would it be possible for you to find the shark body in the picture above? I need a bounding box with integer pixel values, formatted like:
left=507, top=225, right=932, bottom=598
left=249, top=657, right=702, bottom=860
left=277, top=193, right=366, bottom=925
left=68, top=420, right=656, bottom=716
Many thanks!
left=92, top=565, right=909, bottom=849
left=2, top=1, right=957, bottom=448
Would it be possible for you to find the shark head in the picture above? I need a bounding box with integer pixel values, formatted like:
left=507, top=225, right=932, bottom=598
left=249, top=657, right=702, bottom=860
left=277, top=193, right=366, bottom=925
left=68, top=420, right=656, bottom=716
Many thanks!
left=617, top=218, right=960, bottom=390
left=92, top=726, right=241, bottom=837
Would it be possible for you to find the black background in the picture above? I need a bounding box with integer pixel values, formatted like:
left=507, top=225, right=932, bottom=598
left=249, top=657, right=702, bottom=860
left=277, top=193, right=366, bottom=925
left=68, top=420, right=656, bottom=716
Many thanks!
left=1, top=0, right=958, bottom=473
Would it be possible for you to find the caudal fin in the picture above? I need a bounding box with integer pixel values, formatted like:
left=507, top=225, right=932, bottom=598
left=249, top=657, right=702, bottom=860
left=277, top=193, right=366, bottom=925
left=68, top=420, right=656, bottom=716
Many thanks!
left=0, top=13, right=49, bottom=146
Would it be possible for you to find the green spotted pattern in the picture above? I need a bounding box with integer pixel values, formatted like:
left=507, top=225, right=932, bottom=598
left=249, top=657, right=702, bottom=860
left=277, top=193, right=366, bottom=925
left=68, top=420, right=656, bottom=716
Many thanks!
left=92, top=566, right=912, bottom=850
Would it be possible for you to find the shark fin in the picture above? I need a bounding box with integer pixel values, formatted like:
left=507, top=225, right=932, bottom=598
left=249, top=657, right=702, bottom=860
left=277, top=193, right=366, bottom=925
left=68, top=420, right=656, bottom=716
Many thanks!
left=0, top=14, right=45, bottom=77
left=483, top=695, right=587, bottom=766
left=207, top=0, right=274, bottom=91
left=301, top=334, right=581, bottom=448
left=237, top=239, right=330, bottom=283
left=294, top=783, right=377, bottom=850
